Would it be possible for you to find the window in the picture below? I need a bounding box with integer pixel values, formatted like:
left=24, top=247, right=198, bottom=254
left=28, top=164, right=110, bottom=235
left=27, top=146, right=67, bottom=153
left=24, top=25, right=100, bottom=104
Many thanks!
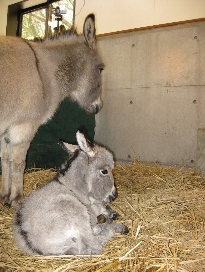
left=19, top=0, right=74, bottom=40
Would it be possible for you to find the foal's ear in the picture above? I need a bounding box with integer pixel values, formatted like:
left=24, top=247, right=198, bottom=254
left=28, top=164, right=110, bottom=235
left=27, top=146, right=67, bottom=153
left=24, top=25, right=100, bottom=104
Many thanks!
left=59, top=141, right=79, bottom=154
left=76, top=130, right=95, bottom=157
left=83, top=13, right=96, bottom=49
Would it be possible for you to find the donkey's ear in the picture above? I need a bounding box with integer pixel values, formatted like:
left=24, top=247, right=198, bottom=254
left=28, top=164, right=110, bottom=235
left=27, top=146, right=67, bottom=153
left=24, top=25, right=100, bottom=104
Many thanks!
left=59, top=141, right=79, bottom=154
left=76, top=130, right=95, bottom=157
left=83, top=13, right=96, bottom=49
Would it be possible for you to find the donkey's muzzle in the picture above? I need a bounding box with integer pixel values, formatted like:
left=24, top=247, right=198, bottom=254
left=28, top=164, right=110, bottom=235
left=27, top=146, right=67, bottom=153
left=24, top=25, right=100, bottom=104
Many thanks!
left=94, top=101, right=103, bottom=114
left=89, top=97, right=103, bottom=114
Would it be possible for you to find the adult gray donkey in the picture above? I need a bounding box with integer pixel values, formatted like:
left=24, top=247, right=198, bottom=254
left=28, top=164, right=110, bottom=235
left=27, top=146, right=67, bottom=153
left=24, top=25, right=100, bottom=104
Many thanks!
left=0, top=14, right=104, bottom=206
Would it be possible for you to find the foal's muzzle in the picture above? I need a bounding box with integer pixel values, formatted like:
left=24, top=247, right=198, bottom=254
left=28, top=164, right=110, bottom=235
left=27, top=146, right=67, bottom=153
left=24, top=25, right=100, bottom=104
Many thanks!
left=108, top=189, right=117, bottom=202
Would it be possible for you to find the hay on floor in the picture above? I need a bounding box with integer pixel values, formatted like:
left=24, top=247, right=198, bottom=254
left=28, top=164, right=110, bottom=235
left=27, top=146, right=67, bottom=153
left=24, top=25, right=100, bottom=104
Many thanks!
left=0, top=161, right=205, bottom=272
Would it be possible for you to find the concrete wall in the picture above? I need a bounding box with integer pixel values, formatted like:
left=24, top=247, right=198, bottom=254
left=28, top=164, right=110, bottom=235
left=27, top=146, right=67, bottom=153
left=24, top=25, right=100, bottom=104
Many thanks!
left=95, top=21, right=205, bottom=166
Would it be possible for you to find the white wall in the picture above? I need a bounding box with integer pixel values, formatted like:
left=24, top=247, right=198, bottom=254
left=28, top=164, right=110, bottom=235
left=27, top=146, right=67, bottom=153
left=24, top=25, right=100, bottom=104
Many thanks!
left=1, top=0, right=205, bottom=35
left=0, top=0, right=44, bottom=35
left=75, top=0, right=205, bottom=34
left=0, top=0, right=16, bottom=35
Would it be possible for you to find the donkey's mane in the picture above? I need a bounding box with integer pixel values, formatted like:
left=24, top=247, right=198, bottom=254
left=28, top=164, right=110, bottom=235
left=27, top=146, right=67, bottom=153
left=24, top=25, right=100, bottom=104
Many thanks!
left=46, top=27, right=80, bottom=42
left=32, top=27, right=80, bottom=43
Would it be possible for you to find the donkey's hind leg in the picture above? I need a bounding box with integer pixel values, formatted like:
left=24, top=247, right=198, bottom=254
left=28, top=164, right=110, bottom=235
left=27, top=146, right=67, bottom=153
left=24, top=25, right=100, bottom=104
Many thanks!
left=0, top=135, right=12, bottom=205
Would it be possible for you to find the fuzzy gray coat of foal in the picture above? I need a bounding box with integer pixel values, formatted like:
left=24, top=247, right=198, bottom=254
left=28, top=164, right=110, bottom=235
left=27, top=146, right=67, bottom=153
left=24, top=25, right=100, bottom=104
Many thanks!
left=13, top=130, right=128, bottom=255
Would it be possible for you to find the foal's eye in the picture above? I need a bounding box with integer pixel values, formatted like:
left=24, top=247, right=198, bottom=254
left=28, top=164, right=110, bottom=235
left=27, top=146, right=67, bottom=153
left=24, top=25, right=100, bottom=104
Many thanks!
left=100, top=169, right=108, bottom=175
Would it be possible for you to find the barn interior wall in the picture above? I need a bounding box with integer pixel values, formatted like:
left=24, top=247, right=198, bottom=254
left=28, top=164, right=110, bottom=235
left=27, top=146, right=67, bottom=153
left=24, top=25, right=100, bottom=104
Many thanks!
left=95, top=21, right=205, bottom=166
left=75, top=0, right=205, bottom=34
left=1, top=0, right=205, bottom=167
left=0, top=0, right=18, bottom=35
left=1, top=0, right=205, bottom=36
left=0, top=0, right=44, bottom=35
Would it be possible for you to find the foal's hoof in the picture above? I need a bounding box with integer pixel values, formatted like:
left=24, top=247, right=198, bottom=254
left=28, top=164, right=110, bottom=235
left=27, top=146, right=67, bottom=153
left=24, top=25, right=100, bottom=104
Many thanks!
left=105, top=205, right=119, bottom=220
left=111, top=211, right=119, bottom=220
left=114, top=223, right=129, bottom=234
left=122, top=225, right=129, bottom=234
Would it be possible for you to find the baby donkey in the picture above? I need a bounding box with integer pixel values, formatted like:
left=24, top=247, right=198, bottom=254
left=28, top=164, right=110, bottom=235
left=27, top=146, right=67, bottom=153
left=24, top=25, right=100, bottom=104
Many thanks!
left=13, top=130, right=128, bottom=255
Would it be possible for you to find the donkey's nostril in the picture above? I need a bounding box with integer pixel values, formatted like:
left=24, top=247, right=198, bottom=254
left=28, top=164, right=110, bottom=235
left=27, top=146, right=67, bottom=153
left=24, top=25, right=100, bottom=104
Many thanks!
left=95, top=105, right=99, bottom=114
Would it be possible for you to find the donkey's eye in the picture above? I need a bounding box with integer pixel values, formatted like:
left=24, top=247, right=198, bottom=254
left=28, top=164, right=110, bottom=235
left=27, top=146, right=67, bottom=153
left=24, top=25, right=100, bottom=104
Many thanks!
left=99, top=67, right=104, bottom=74
left=100, top=169, right=108, bottom=175
left=99, top=68, right=104, bottom=74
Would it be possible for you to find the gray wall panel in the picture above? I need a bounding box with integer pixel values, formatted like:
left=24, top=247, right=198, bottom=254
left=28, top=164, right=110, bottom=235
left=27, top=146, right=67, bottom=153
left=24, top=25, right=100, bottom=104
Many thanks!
left=95, top=21, right=205, bottom=166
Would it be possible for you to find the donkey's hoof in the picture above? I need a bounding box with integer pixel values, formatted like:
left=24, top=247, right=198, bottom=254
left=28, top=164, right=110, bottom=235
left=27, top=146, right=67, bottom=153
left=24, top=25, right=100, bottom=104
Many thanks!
left=1, top=194, right=11, bottom=207
left=3, top=202, right=11, bottom=208
left=9, top=194, right=23, bottom=207
left=1, top=192, right=23, bottom=207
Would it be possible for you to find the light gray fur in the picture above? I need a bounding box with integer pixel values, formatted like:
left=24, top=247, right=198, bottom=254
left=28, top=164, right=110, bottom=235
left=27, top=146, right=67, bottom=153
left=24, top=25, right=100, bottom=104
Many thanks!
left=0, top=14, right=104, bottom=206
left=13, top=131, right=128, bottom=255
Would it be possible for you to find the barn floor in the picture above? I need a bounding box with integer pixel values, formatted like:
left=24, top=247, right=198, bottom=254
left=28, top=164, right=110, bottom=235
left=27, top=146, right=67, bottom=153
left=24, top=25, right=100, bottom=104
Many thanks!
left=0, top=161, right=205, bottom=272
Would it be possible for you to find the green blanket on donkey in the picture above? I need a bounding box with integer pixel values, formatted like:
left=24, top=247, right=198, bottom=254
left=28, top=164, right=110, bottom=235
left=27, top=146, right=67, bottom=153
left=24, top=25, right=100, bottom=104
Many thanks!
left=26, top=98, right=95, bottom=169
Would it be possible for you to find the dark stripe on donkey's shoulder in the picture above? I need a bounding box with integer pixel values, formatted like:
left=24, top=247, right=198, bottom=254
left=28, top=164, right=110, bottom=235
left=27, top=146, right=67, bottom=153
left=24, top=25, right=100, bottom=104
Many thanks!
left=56, top=149, right=80, bottom=178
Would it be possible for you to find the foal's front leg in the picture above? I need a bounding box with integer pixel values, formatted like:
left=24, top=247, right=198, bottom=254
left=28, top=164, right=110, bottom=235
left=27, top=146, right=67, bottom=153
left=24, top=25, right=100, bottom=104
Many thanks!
left=96, top=205, right=119, bottom=224
left=90, top=204, right=128, bottom=237
left=92, top=221, right=129, bottom=238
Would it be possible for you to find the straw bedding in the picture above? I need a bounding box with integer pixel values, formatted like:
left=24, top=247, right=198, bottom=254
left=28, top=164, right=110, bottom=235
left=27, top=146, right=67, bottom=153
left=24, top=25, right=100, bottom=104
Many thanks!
left=0, top=161, right=205, bottom=271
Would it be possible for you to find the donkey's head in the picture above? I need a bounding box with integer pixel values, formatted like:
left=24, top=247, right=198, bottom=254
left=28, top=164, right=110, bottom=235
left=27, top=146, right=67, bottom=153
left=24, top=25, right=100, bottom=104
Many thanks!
left=55, top=14, right=104, bottom=114
left=61, top=130, right=116, bottom=204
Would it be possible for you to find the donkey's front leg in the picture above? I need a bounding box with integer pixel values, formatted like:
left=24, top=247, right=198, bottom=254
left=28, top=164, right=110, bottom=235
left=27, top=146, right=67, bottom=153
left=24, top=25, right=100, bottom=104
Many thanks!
left=2, top=124, right=36, bottom=206
left=9, top=141, right=31, bottom=206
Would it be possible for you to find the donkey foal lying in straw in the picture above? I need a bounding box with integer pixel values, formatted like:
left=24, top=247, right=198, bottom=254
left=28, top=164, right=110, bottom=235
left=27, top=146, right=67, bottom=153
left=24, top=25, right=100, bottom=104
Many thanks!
left=0, top=14, right=104, bottom=206
left=13, top=130, right=128, bottom=255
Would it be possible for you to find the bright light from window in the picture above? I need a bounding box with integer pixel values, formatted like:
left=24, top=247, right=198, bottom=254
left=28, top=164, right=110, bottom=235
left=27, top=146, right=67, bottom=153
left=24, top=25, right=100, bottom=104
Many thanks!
left=21, top=0, right=74, bottom=40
